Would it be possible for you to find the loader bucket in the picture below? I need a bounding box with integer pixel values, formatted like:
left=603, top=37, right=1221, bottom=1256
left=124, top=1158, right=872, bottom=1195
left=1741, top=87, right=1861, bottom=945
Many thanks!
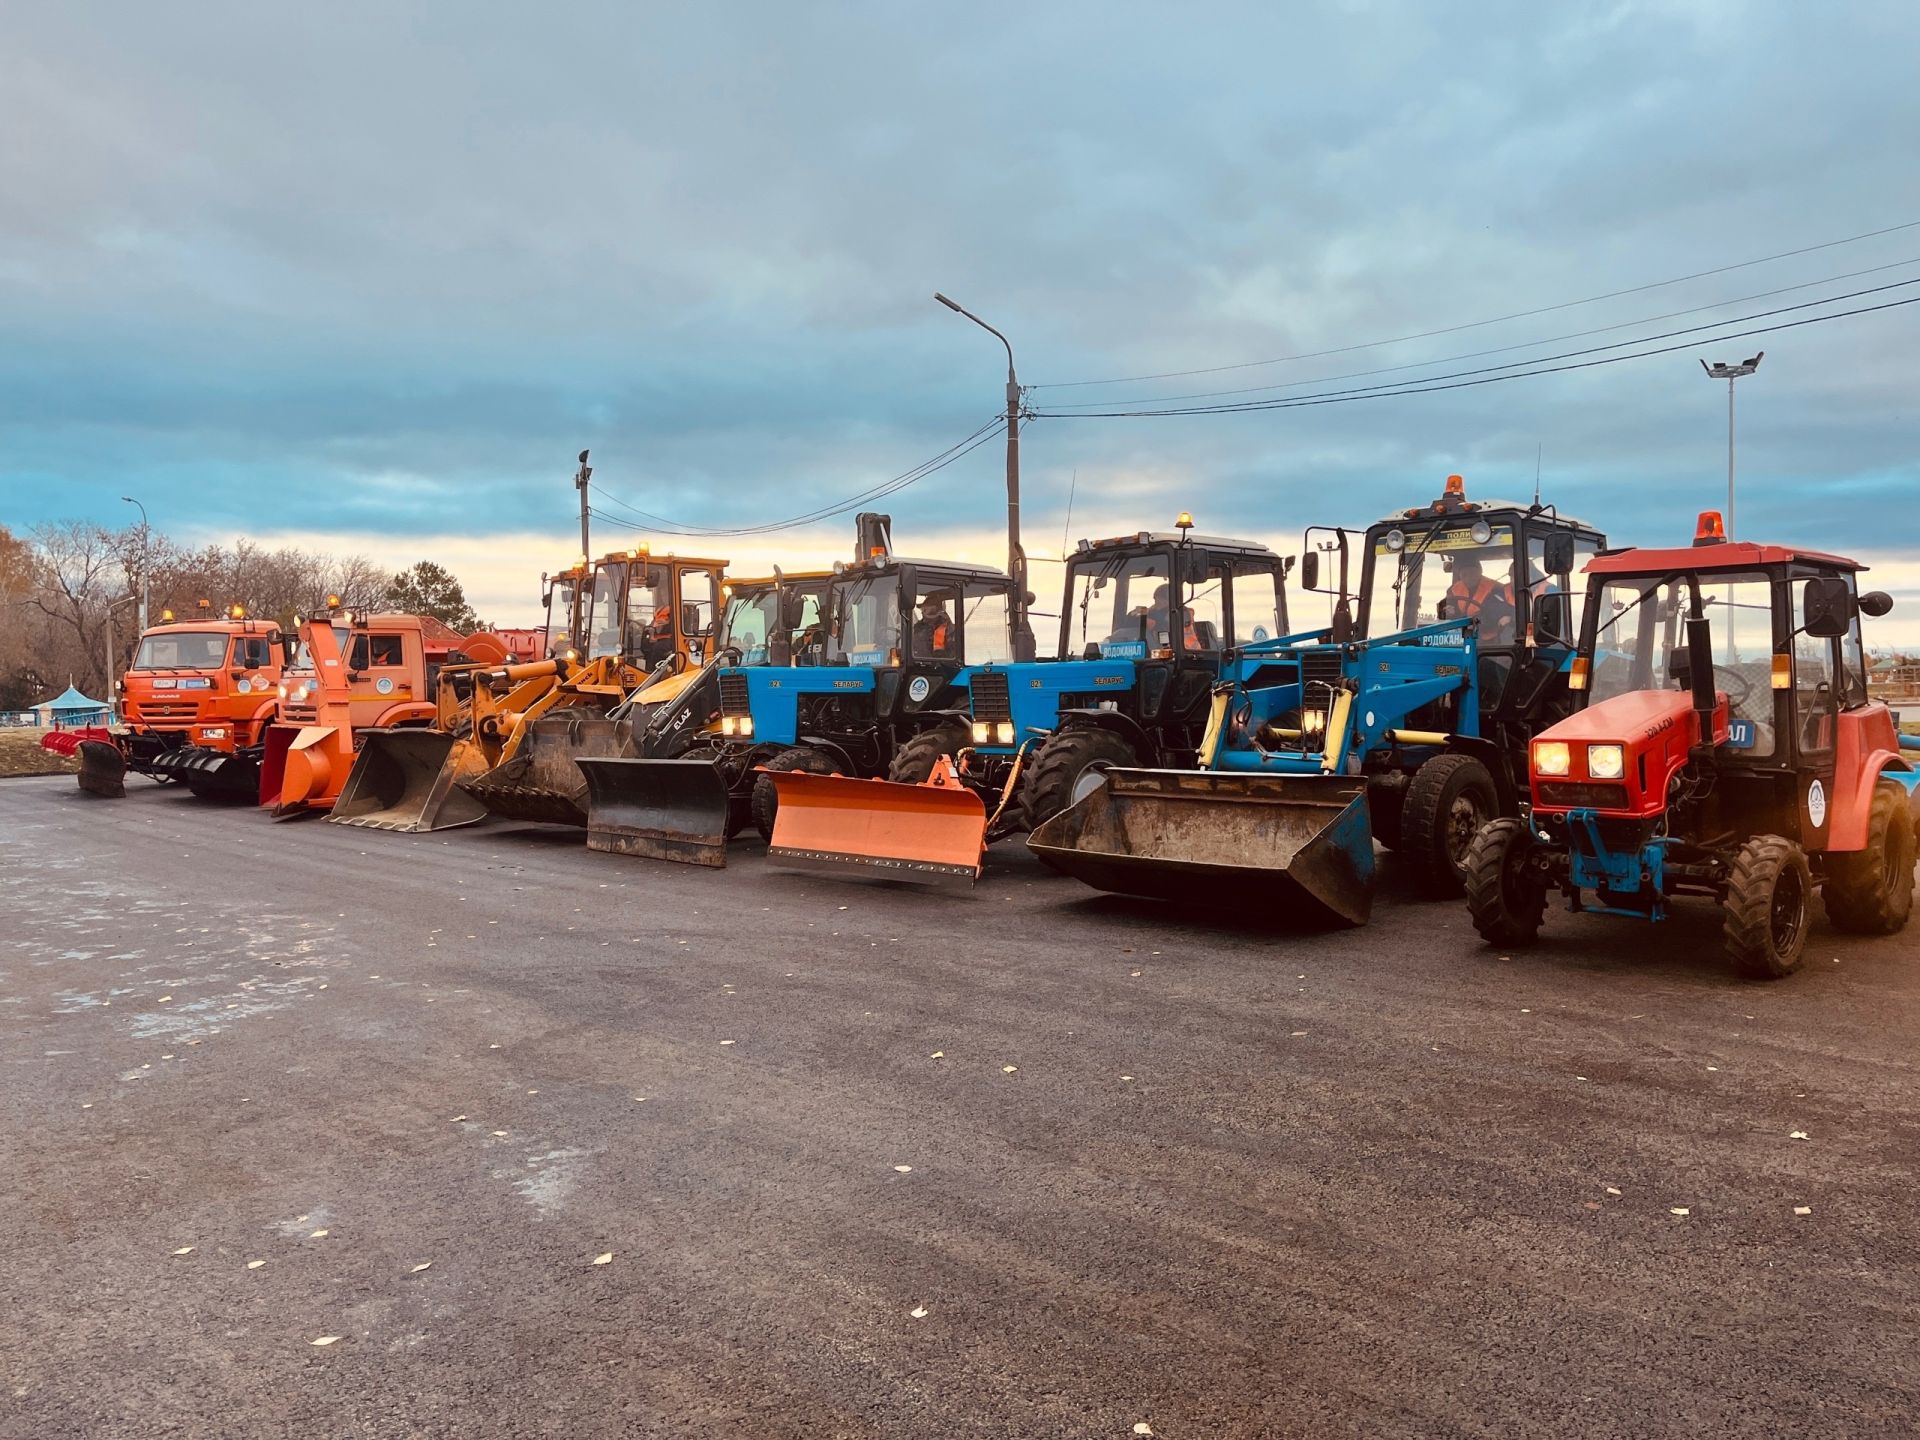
left=327, top=729, right=488, bottom=831
left=1027, top=769, right=1376, bottom=926
left=576, top=756, right=730, bottom=867
left=76, top=740, right=127, bottom=798
left=459, top=712, right=626, bottom=827
left=763, top=768, right=987, bottom=885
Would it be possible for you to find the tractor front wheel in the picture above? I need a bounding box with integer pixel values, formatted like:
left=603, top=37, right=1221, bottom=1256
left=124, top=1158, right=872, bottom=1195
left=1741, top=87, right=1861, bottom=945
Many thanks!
left=887, top=721, right=971, bottom=785
left=1400, top=754, right=1499, bottom=898
left=1822, top=777, right=1917, bottom=935
left=1724, top=835, right=1813, bottom=980
left=750, top=745, right=841, bottom=842
left=1020, top=727, right=1138, bottom=828
left=1463, top=818, right=1548, bottom=947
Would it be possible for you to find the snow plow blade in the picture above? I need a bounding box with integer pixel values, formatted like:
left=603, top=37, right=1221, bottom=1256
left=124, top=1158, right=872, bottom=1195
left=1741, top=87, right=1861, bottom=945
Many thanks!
left=76, top=740, right=127, bottom=798
left=327, top=729, right=487, bottom=832
left=1026, top=769, right=1376, bottom=926
left=460, top=713, right=627, bottom=827
left=576, top=756, right=730, bottom=867
left=260, top=723, right=353, bottom=817
left=763, top=765, right=987, bottom=886
left=163, top=745, right=263, bottom=802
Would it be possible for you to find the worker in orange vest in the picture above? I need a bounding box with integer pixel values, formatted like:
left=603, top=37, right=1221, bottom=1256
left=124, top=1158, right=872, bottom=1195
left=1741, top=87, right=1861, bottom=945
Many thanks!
left=1443, top=555, right=1516, bottom=642
left=1146, top=584, right=1203, bottom=650
left=913, top=593, right=957, bottom=657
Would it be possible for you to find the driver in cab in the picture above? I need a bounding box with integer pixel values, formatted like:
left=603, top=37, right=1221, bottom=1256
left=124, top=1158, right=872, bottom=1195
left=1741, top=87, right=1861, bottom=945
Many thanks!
left=1134, top=583, right=1201, bottom=650
left=913, top=593, right=957, bottom=658
left=1440, top=554, right=1516, bottom=643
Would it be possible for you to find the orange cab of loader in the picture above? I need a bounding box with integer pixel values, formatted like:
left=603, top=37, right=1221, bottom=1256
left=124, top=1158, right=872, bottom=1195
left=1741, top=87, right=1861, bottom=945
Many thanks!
left=117, top=603, right=292, bottom=762
left=260, top=606, right=510, bottom=816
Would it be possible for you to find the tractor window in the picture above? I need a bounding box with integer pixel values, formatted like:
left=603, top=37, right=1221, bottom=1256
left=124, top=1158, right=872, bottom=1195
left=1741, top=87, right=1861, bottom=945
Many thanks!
left=1526, top=534, right=1601, bottom=642
left=831, top=574, right=901, bottom=665
left=366, top=634, right=404, bottom=667
left=1794, top=581, right=1840, bottom=756
left=1182, top=561, right=1225, bottom=654
left=1064, top=550, right=1172, bottom=659
left=1840, top=615, right=1869, bottom=707
left=718, top=587, right=773, bottom=662
left=1589, top=572, right=1777, bottom=757
left=235, top=637, right=275, bottom=669
left=584, top=565, right=627, bottom=661
left=1228, top=566, right=1283, bottom=646
left=133, top=631, right=230, bottom=669
left=679, top=570, right=717, bottom=641
left=958, top=584, right=1012, bottom=665
left=545, top=576, right=579, bottom=657
left=624, top=564, right=673, bottom=667
left=909, top=583, right=963, bottom=662
left=1364, top=521, right=1517, bottom=643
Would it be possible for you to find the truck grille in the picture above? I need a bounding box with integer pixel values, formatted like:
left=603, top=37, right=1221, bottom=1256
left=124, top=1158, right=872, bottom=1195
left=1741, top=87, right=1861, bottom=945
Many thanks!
left=135, top=701, right=202, bottom=724
left=970, top=671, right=1011, bottom=724
left=1537, top=782, right=1630, bottom=811
left=719, top=672, right=751, bottom=716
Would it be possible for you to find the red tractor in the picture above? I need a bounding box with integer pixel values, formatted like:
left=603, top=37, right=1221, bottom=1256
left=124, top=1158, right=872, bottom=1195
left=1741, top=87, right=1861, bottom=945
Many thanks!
left=1464, top=511, right=1918, bottom=978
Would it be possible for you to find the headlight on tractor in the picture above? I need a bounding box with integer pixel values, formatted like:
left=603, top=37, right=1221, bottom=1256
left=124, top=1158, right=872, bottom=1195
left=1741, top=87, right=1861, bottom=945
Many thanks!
left=1533, top=740, right=1571, bottom=777
left=739, top=716, right=752, bottom=737
left=971, top=722, right=991, bottom=743
left=1586, top=743, right=1625, bottom=780
left=721, top=716, right=737, bottom=736
left=994, top=722, right=1015, bottom=745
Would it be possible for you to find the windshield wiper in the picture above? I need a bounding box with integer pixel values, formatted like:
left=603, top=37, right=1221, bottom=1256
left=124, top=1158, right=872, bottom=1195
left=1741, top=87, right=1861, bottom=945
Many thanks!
left=1594, top=571, right=1682, bottom=641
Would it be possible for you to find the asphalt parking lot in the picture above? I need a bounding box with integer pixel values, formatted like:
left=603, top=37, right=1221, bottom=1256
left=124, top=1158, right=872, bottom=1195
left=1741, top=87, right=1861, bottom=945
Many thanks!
left=5, top=772, right=1919, bottom=1439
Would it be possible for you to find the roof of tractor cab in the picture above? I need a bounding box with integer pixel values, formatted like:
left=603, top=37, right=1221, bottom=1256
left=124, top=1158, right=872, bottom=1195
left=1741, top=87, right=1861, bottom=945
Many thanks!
left=842, top=557, right=1013, bottom=583
left=1083, top=531, right=1281, bottom=556
left=726, top=570, right=835, bottom=588
left=1588, top=539, right=1863, bottom=577
left=1372, top=500, right=1599, bottom=531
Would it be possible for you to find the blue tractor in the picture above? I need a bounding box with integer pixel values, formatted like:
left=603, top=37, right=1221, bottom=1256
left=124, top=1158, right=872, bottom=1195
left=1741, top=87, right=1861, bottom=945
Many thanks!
left=1027, top=475, right=1608, bottom=922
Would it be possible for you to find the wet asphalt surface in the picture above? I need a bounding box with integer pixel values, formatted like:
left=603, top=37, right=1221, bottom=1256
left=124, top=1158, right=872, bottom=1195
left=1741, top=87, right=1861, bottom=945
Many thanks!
left=3, top=773, right=1919, bottom=1440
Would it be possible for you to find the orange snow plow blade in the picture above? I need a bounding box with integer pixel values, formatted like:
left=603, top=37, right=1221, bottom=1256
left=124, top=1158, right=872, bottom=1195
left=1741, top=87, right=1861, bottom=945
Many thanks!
left=260, top=723, right=354, bottom=817
left=763, top=758, right=986, bottom=886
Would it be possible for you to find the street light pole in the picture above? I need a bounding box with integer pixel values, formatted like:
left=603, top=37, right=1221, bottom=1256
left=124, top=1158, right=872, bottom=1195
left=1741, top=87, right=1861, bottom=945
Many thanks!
left=1699, top=353, right=1762, bottom=539
left=106, top=594, right=138, bottom=714
left=121, top=495, right=150, bottom=633
left=935, top=292, right=1035, bottom=662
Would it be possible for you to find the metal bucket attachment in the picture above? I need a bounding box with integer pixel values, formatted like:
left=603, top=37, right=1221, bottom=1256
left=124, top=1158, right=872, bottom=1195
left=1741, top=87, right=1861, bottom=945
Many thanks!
left=328, top=729, right=487, bottom=831
left=76, top=740, right=127, bottom=798
left=576, top=756, right=730, bottom=867
left=763, top=766, right=987, bottom=886
left=460, top=712, right=626, bottom=827
left=1027, top=769, right=1376, bottom=926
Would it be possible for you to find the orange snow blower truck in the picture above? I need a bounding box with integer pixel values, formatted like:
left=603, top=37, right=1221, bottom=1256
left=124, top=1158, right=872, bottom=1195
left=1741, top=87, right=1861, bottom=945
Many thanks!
left=1463, top=511, right=1918, bottom=978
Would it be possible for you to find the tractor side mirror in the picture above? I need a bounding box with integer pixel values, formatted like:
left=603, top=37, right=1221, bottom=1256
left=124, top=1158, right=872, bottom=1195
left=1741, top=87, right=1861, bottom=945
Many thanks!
left=1532, top=592, right=1572, bottom=644
left=1802, top=577, right=1855, bottom=638
left=1542, top=531, right=1577, bottom=576
left=1184, top=550, right=1210, bottom=584
left=1300, top=551, right=1320, bottom=592
left=1860, top=590, right=1895, bottom=618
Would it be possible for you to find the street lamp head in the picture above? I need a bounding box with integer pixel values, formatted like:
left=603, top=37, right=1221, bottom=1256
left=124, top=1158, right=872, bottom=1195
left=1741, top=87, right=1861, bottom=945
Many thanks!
left=934, top=292, right=963, bottom=313
left=1745, top=351, right=1764, bottom=370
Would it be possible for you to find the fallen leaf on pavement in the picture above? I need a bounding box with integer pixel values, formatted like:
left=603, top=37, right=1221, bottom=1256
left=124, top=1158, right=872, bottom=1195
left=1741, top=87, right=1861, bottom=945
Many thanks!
left=309, top=1229, right=329, bottom=1238
left=247, top=1261, right=266, bottom=1269
left=1670, top=1208, right=1690, bottom=1217
left=930, top=1051, right=944, bottom=1059
left=449, top=1115, right=467, bottom=1123
left=719, top=1040, right=735, bottom=1046
left=1002, top=1065, right=1018, bottom=1074
left=592, top=1253, right=614, bottom=1266
left=909, top=1306, right=928, bottom=1319
left=1135, top=1425, right=1154, bottom=1437
left=1605, top=1187, right=1621, bottom=1196
left=893, top=1165, right=912, bottom=1173
left=1789, top=1131, right=1809, bottom=1140
left=410, top=1262, right=433, bottom=1274
left=171, top=1247, right=194, bottom=1256
left=1794, top=1206, right=1812, bottom=1216
left=310, top=1336, right=341, bottom=1347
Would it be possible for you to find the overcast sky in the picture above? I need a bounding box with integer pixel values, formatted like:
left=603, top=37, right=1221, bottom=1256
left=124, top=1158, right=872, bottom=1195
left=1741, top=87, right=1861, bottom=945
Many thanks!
left=4, top=2, right=1918, bottom=632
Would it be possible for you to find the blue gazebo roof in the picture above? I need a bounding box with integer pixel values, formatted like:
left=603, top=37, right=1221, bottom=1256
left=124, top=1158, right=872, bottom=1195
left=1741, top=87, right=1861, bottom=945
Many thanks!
left=42, top=684, right=107, bottom=712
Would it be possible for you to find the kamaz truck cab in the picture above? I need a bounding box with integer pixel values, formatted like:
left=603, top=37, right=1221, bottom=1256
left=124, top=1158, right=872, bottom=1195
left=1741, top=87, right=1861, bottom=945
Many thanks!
left=120, top=606, right=292, bottom=774
left=887, top=517, right=1292, bottom=829
left=1464, top=510, right=1918, bottom=978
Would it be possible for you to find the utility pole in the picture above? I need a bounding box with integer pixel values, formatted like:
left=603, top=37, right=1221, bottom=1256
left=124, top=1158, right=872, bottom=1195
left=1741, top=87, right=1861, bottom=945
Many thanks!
left=105, top=594, right=137, bottom=712
left=934, top=293, right=1035, bottom=662
left=1700, top=353, right=1762, bottom=539
left=122, top=495, right=150, bottom=633
left=574, top=450, right=593, bottom=562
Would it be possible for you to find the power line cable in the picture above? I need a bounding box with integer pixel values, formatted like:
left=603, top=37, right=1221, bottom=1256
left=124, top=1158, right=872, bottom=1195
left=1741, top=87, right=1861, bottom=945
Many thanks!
left=1031, top=218, right=1920, bottom=389
left=1038, top=256, right=1920, bottom=410
left=1032, top=293, right=1920, bottom=418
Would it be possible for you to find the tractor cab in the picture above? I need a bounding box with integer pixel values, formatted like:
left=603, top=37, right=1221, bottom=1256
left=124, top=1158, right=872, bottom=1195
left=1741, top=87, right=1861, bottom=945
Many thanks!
left=1464, top=510, right=1916, bottom=978
left=576, top=549, right=728, bottom=678
left=714, top=571, right=834, bottom=667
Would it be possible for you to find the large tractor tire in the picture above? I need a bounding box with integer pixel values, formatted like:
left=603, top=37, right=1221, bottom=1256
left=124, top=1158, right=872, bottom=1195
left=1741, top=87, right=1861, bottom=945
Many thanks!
left=887, top=721, right=971, bottom=785
left=1020, top=727, right=1139, bottom=829
left=1463, top=817, right=1548, bottom=947
left=1822, top=777, right=1917, bottom=935
left=1723, top=835, right=1813, bottom=980
left=1400, top=754, right=1499, bottom=898
left=750, top=745, right=841, bottom=842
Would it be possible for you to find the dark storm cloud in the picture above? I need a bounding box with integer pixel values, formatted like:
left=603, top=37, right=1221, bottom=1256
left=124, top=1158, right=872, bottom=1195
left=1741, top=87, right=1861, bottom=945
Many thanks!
left=2, top=0, right=1917, bottom=558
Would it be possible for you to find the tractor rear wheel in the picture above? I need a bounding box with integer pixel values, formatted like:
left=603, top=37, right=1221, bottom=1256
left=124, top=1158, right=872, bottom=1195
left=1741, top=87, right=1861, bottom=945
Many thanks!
left=1400, top=754, right=1499, bottom=898
left=1463, top=818, right=1547, bottom=946
left=1021, top=727, right=1138, bottom=828
left=1822, top=777, right=1917, bottom=935
left=887, top=721, right=971, bottom=785
left=750, top=745, right=840, bottom=841
left=1724, top=835, right=1813, bottom=980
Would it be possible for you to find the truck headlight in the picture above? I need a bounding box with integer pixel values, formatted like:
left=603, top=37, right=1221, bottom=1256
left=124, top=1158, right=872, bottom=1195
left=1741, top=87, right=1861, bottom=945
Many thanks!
left=722, top=716, right=737, bottom=736
left=1533, top=740, right=1570, bottom=776
left=1587, top=743, right=1625, bottom=780
left=738, top=716, right=752, bottom=737
left=277, top=683, right=288, bottom=700
left=971, top=722, right=990, bottom=743
left=995, top=722, right=1015, bottom=744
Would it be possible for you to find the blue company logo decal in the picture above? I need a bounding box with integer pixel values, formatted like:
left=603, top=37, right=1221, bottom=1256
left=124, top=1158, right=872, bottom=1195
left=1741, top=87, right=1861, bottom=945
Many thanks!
left=848, top=648, right=887, bottom=665
left=178, top=677, right=213, bottom=689
left=1418, top=632, right=1467, bottom=648
left=907, top=676, right=931, bottom=702
left=1252, top=626, right=1270, bottom=642
left=375, top=677, right=394, bottom=695
left=1101, top=640, right=1148, bottom=660
left=1725, top=718, right=1756, bottom=750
